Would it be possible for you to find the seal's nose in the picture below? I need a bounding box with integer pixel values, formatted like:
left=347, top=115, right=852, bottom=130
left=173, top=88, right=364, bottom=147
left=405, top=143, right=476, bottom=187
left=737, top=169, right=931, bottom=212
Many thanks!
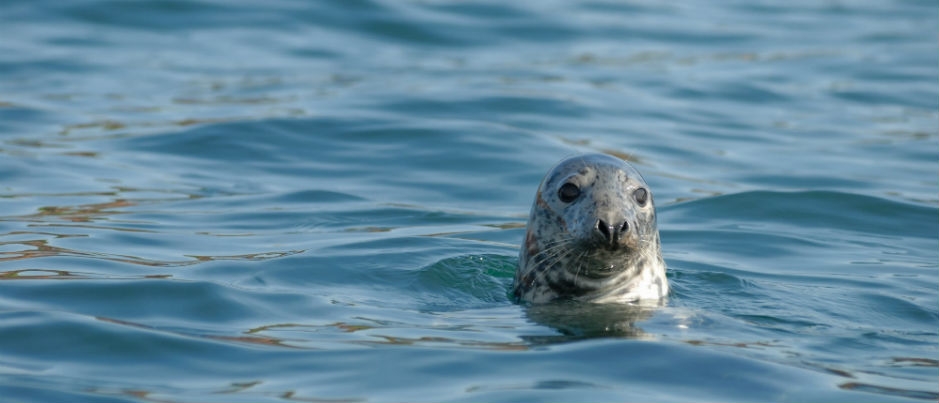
left=595, top=219, right=628, bottom=246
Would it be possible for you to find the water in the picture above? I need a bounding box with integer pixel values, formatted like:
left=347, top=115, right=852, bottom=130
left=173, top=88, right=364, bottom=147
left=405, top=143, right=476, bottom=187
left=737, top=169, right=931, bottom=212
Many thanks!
left=1, top=0, right=937, bottom=401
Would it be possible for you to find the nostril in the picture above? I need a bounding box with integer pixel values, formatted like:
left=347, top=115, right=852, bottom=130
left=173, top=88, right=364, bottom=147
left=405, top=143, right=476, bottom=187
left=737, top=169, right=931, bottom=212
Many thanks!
left=596, top=219, right=612, bottom=242
left=596, top=219, right=629, bottom=245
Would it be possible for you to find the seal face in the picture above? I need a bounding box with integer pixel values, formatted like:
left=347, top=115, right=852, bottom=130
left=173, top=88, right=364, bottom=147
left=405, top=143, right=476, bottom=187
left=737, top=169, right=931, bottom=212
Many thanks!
left=513, top=153, right=668, bottom=304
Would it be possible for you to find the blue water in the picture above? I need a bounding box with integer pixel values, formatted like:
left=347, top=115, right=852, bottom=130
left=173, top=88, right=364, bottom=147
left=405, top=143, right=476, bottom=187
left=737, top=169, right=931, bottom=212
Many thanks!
left=1, top=0, right=937, bottom=401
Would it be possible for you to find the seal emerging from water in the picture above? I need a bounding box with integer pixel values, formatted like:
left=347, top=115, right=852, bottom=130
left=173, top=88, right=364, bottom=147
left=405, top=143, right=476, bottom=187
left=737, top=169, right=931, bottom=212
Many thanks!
left=513, top=153, right=668, bottom=304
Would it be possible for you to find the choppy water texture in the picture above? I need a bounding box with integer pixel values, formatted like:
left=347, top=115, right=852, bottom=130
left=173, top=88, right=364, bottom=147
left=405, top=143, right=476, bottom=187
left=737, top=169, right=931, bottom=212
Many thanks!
left=1, top=1, right=937, bottom=402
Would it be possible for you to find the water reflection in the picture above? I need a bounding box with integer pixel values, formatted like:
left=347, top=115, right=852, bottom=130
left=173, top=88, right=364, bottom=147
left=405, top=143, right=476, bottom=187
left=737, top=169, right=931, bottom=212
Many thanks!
left=97, top=316, right=292, bottom=348
left=0, top=235, right=303, bottom=268
left=522, top=301, right=659, bottom=344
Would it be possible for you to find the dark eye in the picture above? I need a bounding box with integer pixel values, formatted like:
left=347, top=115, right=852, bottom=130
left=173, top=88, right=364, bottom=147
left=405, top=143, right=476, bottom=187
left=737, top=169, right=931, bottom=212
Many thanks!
left=633, top=188, right=648, bottom=206
left=558, top=183, right=580, bottom=203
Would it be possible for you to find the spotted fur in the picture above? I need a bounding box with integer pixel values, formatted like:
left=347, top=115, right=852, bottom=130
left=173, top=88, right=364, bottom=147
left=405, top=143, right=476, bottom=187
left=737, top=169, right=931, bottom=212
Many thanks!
left=513, top=153, right=668, bottom=304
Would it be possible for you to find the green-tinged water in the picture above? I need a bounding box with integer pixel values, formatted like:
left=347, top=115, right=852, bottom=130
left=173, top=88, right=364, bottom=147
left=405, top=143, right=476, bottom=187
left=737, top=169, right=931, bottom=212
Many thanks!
left=1, top=1, right=937, bottom=402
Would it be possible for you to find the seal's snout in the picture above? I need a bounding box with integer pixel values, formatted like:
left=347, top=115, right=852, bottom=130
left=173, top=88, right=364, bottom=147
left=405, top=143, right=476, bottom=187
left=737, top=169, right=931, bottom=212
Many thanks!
left=595, top=219, right=628, bottom=247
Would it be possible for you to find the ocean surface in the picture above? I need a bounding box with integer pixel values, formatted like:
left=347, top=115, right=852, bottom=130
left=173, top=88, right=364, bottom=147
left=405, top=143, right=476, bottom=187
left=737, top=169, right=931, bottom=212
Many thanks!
left=1, top=0, right=937, bottom=402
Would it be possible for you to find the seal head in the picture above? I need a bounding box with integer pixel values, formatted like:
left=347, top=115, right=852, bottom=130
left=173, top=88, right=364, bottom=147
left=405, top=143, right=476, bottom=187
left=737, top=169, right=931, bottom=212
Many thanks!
left=514, top=153, right=668, bottom=304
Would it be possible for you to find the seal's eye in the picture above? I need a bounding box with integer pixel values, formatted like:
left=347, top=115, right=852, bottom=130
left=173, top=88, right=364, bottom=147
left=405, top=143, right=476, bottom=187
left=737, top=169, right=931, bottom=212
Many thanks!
left=558, top=183, right=580, bottom=203
left=634, top=188, right=648, bottom=206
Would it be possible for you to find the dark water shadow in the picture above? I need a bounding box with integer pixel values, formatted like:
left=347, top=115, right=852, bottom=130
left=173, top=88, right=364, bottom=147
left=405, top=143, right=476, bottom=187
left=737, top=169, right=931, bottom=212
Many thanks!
left=520, top=300, right=659, bottom=345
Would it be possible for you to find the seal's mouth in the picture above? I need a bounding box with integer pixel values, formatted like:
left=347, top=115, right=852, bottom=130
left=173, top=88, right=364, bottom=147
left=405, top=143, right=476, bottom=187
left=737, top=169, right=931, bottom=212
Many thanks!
left=601, top=242, right=625, bottom=252
left=587, top=263, right=619, bottom=277
left=587, top=231, right=642, bottom=254
left=569, top=241, right=638, bottom=280
left=585, top=228, right=641, bottom=251
left=574, top=248, right=634, bottom=279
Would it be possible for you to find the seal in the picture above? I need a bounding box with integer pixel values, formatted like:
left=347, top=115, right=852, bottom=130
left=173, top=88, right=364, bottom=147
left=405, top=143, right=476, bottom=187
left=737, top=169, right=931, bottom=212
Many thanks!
left=513, top=153, right=668, bottom=304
